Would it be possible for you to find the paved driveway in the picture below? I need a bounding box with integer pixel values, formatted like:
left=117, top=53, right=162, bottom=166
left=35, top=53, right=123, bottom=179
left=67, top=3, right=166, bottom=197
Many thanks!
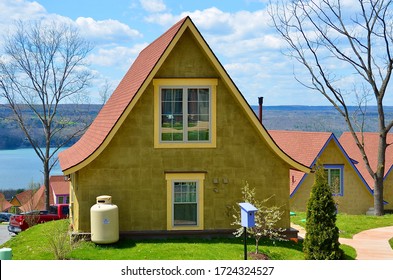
left=0, top=224, right=13, bottom=245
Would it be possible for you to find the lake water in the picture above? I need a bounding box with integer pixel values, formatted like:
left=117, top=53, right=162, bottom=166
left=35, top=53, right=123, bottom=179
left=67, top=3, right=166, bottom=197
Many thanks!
left=0, top=148, right=64, bottom=190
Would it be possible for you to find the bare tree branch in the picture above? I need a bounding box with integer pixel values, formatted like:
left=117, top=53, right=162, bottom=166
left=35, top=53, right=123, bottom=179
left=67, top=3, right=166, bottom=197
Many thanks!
left=0, top=20, right=93, bottom=210
left=270, top=0, right=393, bottom=215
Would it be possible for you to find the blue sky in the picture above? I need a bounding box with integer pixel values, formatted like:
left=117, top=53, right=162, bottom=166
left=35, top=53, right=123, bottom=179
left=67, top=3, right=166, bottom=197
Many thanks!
left=0, top=0, right=391, bottom=106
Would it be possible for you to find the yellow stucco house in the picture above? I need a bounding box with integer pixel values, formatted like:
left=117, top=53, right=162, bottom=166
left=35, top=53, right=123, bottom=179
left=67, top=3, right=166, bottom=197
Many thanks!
left=58, top=17, right=309, bottom=238
left=339, top=132, right=393, bottom=212
left=269, top=130, right=374, bottom=214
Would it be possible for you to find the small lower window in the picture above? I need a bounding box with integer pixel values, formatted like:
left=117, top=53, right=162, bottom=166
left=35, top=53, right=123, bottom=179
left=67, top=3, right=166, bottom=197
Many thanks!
left=165, top=173, right=205, bottom=230
left=173, top=181, right=197, bottom=226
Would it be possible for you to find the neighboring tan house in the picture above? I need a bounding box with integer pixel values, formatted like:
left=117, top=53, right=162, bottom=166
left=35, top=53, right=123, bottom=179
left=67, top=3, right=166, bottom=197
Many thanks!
left=10, top=189, right=34, bottom=208
left=19, top=185, right=55, bottom=212
left=0, top=193, right=13, bottom=212
left=58, top=17, right=309, bottom=237
left=18, top=176, right=69, bottom=212
left=269, top=130, right=373, bottom=214
left=339, top=132, right=393, bottom=212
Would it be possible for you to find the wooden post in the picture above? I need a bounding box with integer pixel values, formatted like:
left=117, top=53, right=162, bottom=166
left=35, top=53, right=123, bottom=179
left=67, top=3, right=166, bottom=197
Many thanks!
left=244, top=226, right=247, bottom=260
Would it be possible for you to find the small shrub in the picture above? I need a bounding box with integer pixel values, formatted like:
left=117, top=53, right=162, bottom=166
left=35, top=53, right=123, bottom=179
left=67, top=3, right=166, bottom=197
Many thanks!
left=303, top=164, right=343, bottom=260
left=233, top=182, right=285, bottom=254
left=44, top=219, right=80, bottom=260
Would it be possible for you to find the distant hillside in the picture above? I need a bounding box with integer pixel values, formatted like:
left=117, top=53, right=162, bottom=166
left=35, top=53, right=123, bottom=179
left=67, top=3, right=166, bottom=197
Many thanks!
left=0, top=104, right=392, bottom=150
left=0, top=104, right=101, bottom=150
left=253, top=105, right=393, bottom=137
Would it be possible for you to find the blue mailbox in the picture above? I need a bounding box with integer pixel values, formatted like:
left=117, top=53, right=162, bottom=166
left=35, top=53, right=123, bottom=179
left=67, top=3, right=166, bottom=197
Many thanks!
left=239, top=202, right=258, bottom=228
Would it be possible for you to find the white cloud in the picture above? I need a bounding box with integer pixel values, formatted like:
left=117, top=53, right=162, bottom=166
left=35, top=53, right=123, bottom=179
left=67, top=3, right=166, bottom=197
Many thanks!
left=139, top=0, right=166, bottom=13
left=88, top=44, right=148, bottom=69
left=0, top=0, right=46, bottom=23
left=75, top=17, right=141, bottom=43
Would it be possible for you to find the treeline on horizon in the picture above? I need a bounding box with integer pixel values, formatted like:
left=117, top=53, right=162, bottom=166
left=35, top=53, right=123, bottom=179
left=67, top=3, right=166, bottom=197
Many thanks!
left=0, top=104, right=392, bottom=150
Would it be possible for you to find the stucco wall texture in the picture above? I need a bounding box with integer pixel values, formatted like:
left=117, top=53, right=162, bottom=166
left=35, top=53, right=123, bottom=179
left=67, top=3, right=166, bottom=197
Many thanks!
left=70, top=30, right=292, bottom=233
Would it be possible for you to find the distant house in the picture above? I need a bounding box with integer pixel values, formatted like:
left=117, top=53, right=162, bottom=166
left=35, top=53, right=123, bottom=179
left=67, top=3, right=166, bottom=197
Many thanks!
left=10, top=189, right=34, bottom=209
left=0, top=193, right=13, bottom=212
left=339, top=132, right=393, bottom=212
left=59, top=17, right=309, bottom=237
left=50, top=175, right=70, bottom=204
left=269, top=130, right=373, bottom=214
left=19, top=176, right=69, bottom=212
left=19, top=185, right=54, bottom=212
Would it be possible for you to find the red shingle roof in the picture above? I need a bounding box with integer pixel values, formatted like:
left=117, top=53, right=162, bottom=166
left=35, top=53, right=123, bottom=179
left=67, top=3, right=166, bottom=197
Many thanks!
left=19, top=185, right=55, bottom=212
left=50, top=175, right=69, bottom=195
left=58, top=17, right=188, bottom=172
left=269, top=130, right=333, bottom=194
left=269, top=130, right=332, bottom=166
left=11, top=189, right=34, bottom=207
left=339, top=132, right=393, bottom=189
left=0, top=193, right=13, bottom=212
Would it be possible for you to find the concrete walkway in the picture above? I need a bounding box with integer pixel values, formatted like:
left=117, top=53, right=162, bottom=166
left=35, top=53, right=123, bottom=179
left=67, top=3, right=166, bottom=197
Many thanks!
left=291, top=223, right=393, bottom=260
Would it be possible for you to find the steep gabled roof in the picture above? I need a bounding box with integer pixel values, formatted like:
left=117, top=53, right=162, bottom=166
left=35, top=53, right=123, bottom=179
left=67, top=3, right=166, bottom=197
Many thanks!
left=339, top=132, right=393, bottom=189
left=269, top=130, right=332, bottom=194
left=269, top=130, right=333, bottom=167
left=269, top=130, right=371, bottom=196
left=59, top=17, right=187, bottom=173
left=59, top=17, right=309, bottom=175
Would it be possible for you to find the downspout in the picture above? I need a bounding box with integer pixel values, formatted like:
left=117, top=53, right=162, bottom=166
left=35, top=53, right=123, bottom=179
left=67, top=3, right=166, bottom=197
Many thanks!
left=258, top=97, right=264, bottom=123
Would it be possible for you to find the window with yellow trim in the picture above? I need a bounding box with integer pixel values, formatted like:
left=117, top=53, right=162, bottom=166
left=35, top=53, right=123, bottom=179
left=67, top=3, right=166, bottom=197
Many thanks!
left=165, top=173, right=205, bottom=230
left=154, top=79, right=217, bottom=148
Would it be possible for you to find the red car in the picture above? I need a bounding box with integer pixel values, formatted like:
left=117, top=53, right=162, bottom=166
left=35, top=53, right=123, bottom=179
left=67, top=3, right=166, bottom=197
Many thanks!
left=8, top=204, right=69, bottom=234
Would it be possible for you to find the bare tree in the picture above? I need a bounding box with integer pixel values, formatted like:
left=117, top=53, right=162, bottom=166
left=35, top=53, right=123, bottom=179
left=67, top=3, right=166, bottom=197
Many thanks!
left=270, top=0, right=393, bottom=215
left=98, top=79, right=113, bottom=107
left=0, top=20, right=93, bottom=210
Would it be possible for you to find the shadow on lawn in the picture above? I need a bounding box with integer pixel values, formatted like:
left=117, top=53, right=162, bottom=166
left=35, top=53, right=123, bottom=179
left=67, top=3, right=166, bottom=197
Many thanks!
left=78, top=237, right=354, bottom=260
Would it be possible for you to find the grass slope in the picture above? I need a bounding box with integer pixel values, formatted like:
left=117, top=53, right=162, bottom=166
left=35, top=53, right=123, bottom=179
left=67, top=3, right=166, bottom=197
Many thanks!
left=0, top=219, right=358, bottom=260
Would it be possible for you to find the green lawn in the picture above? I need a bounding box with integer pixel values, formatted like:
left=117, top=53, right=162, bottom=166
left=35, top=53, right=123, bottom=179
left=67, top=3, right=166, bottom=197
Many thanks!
left=1, top=220, right=356, bottom=260
left=291, top=212, right=393, bottom=238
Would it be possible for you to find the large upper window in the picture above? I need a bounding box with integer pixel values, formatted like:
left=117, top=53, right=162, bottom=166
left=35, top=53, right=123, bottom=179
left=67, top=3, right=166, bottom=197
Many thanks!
left=154, top=79, right=217, bottom=148
left=161, top=87, right=210, bottom=142
left=324, top=165, right=344, bottom=196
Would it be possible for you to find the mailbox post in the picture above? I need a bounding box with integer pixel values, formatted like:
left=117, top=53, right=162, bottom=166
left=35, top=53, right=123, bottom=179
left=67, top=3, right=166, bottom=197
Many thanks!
left=239, top=202, right=258, bottom=260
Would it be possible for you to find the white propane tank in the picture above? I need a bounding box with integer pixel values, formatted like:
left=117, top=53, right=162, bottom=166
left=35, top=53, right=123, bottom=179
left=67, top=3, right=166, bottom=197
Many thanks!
left=90, top=195, right=119, bottom=244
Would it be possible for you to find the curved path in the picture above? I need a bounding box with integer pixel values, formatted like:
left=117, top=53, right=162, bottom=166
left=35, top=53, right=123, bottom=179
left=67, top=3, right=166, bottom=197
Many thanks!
left=291, top=223, right=393, bottom=260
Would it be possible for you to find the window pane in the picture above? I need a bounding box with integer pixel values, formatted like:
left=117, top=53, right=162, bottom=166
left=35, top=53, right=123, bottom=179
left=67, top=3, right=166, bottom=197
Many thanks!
left=161, top=88, right=183, bottom=142
left=325, top=168, right=342, bottom=194
left=199, top=89, right=209, bottom=101
left=187, top=88, right=210, bottom=142
left=188, top=88, right=198, bottom=101
left=330, top=169, right=341, bottom=194
left=173, top=181, right=198, bottom=226
left=174, top=204, right=197, bottom=225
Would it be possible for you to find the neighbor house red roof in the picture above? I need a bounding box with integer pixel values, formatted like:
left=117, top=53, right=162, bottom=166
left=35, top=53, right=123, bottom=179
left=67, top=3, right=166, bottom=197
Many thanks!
left=339, top=132, right=393, bottom=189
left=0, top=193, right=13, bottom=212
left=10, top=189, right=35, bottom=207
left=19, top=185, right=55, bottom=212
left=50, top=175, right=69, bottom=196
left=269, top=130, right=334, bottom=194
left=58, top=17, right=188, bottom=172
